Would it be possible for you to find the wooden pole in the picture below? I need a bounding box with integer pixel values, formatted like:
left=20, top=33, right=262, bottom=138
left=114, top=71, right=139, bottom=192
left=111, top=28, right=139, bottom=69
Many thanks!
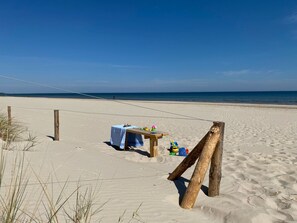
left=7, top=106, right=11, bottom=126
left=180, top=122, right=222, bottom=209
left=167, top=132, right=209, bottom=181
left=149, top=136, right=158, bottom=157
left=54, top=110, right=59, bottom=141
left=208, top=122, right=225, bottom=197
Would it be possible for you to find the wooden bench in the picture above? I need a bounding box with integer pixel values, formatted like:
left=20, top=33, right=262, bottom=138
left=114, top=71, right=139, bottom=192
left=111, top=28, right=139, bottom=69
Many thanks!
left=125, top=128, right=169, bottom=157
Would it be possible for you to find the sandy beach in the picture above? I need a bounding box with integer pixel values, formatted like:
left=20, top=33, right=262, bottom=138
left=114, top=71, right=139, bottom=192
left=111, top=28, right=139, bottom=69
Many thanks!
left=1, top=96, right=297, bottom=223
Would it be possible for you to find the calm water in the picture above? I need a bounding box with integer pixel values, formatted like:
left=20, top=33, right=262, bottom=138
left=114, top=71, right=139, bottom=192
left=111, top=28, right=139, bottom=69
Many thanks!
left=4, top=91, right=297, bottom=105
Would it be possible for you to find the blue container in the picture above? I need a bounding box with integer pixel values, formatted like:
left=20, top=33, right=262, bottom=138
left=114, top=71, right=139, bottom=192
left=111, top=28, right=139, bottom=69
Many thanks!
left=179, top=147, right=187, bottom=156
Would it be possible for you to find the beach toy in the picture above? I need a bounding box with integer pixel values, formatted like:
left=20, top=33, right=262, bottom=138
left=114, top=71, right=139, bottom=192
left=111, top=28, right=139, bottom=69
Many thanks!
left=143, top=127, right=150, bottom=131
left=170, top=141, right=178, bottom=150
left=168, top=141, right=188, bottom=156
left=151, top=124, right=157, bottom=132
left=178, top=147, right=187, bottom=156
left=169, top=141, right=179, bottom=155
left=172, top=147, right=179, bottom=154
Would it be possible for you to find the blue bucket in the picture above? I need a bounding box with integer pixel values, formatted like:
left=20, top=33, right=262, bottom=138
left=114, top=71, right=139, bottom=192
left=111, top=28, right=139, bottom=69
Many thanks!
left=178, top=147, right=187, bottom=156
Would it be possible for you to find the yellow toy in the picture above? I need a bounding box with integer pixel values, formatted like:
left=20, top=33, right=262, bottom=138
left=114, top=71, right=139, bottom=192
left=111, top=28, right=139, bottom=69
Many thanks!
left=169, top=141, right=179, bottom=155
left=172, top=147, right=179, bottom=154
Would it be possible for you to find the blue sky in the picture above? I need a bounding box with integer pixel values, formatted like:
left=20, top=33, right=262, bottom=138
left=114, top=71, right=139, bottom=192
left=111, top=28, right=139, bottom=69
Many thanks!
left=0, top=0, right=297, bottom=93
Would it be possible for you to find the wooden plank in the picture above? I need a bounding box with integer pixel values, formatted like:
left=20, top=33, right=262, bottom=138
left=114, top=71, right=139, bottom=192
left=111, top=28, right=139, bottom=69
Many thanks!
left=125, top=128, right=168, bottom=157
left=126, top=128, right=168, bottom=138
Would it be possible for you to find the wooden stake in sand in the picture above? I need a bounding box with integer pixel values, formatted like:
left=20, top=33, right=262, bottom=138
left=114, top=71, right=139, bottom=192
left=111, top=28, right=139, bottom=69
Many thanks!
left=54, top=110, right=60, bottom=141
left=209, top=122, right=225, bottom=197
left=168, top=122, right=224, bottom=209
left=7, top=106, right=11, bottom=126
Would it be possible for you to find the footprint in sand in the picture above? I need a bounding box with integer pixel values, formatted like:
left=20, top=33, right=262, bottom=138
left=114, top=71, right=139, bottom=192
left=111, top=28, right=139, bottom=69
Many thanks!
left=263, top=187, right=281, bottom=196
left=247, top=195, right=265, bottom=207
left=156, top=156, right=165, bottom=163
left=276, top=199, right=291, bottom=210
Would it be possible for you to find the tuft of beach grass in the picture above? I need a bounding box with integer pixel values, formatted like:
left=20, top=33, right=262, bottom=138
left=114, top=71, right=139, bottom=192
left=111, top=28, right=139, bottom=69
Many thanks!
left=0, top=113, right=38, bottom=151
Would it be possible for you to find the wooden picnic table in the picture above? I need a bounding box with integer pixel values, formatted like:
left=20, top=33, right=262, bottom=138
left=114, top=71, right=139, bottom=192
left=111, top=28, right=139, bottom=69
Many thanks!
left=125, top=128, right=169, bottom=157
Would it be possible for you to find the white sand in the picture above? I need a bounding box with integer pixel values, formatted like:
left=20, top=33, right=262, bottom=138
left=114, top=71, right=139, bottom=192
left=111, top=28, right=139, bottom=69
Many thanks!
left=1, top=96, right=297, bottom=222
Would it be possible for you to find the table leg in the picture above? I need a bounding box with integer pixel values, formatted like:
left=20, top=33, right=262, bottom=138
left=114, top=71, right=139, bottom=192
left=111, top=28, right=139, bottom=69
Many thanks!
left=150, top=137, right=158, bottom=157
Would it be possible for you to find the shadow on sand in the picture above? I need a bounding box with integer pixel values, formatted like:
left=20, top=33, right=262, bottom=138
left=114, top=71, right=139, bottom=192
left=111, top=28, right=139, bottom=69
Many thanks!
left=104, top=141, right=150, bottom=157
left=171, top=176, right=209, bottom=204
left=46, top=135, right=55, bottom=141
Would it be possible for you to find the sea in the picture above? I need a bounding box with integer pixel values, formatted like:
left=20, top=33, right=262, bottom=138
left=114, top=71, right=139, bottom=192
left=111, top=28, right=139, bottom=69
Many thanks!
left=3, top=91, right=297, bottom=105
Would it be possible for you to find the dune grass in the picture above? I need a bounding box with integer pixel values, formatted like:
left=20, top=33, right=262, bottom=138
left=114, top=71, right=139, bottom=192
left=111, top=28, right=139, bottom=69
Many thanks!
left=64, top=182, right=105, bottom=223
left=0, top=112, right=144, bottom=222
left=0, top=155, right=29, bottom=223
left=0, top=112, right=104, bottom=222
left=0, top=148, right=105, bottom=223
left=118, top=203, right=145, bottom=223
left=0, top=113, right=38, bottom=151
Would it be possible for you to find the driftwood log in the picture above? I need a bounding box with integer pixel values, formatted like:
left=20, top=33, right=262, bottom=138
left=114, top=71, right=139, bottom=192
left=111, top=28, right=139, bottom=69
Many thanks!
left=180, top=122, right=222, bottom=209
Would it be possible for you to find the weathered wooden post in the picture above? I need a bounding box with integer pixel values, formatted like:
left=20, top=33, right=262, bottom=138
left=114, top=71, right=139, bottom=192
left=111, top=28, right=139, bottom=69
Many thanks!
left=180, top=122, right=222, bottom=209
left=7, top=106, right=11, bottom=126
left=208, top=122, right=225, bottom=197
left=54, top=110, right=60, bottom=141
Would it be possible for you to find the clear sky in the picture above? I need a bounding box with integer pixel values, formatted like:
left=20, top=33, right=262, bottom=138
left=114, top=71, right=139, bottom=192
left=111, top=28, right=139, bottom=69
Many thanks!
left=0, top=0, right=297, bottom=93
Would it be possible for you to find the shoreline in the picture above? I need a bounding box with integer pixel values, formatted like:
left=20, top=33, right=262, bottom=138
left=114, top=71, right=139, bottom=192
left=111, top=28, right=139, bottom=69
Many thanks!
left=2, top=91, right=297, bottom=107
left=1, top=95, right=297, bottom=110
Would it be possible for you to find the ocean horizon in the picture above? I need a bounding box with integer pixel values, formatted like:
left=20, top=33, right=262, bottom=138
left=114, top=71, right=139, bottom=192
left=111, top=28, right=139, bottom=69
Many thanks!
left=2, top=91, right=297, bottom=105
